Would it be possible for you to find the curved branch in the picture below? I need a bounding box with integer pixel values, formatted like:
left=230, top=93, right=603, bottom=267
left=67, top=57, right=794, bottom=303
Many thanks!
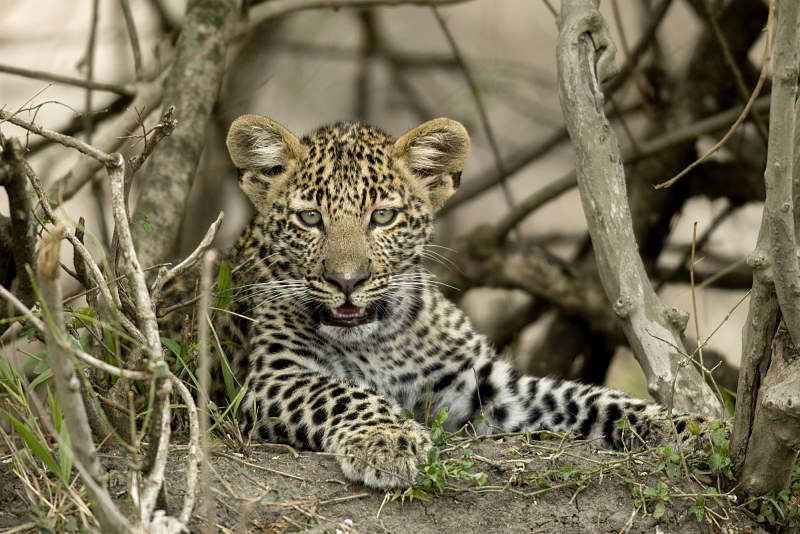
left=556, top=0, right=722, bottom=417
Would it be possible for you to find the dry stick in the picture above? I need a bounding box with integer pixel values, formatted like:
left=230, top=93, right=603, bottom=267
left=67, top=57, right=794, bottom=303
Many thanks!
left=0, top=63, right=135, bottom=96
left=431, top=6, right=514, bottom=212
left=556, top=0, right=721, bottom=417
left=23, top=159, right=145, bottom=344
left=84, top=0, right=101, bottom=142
left=107, top=159, right=171, bottom=524
left=171, top=375, right=201, bottom=525
left=656, top=202, right=737, bottom=291
left=110, top=106, right=178, bottom=282
left=151, top=211, right=224, bottom=306
left=36, top=225, right=132, bottom=534
left=119, top=0, right=145, bottom=81
left=0, top=285, right=45, bottom=332
left=27, top=96, right=132, bottom=157
left=689, top=222, right=705, bottom=381
left=108, top=160, right=160, bottom=355
left=702, top=0, right=769, bottom=144
left=654, top=23, right=771, bottom=190
left=0, top=109, right=118, bottom=167
left=198, top=251, right=217, bottom=534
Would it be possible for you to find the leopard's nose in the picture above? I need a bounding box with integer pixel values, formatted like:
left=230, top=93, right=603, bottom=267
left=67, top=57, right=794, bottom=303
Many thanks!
left=324, top=266, right=370, bottom=296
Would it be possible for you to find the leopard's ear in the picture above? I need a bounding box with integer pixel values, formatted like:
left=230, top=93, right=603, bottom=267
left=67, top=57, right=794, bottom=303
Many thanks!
left=394, top=118, right=470, bottom=212
left=226, top=115, right=304, bottom=201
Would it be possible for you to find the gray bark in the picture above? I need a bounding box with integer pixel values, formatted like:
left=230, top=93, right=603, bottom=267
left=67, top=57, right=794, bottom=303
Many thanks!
left=555, top=0, right=722, bottom=417
left=731, top=0, right=800, bottom=496
left=132, top=0, right=235, bottom=268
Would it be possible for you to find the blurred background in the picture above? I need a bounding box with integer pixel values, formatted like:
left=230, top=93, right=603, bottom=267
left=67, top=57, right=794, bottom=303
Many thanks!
left=1, top=0, right=766, bottom=398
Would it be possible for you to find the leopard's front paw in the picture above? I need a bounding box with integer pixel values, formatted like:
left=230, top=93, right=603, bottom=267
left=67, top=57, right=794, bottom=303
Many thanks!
left=336, top=419, right=432, bottom=489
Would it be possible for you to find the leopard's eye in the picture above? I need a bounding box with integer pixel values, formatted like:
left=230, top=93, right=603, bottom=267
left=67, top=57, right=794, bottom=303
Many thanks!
left=370, top=209, right=397, bottom=226
left=297, top=209, right=322, bottom=227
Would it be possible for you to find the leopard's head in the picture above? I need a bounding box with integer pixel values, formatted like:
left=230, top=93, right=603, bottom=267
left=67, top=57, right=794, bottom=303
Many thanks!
left=227, top=116, right=469, bottom=338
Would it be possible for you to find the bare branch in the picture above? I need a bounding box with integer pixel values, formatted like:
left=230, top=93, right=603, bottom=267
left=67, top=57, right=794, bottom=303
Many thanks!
left=473, top=96, right=771, bottom=244
left=108, top=158, right=160, bottom=356
left=24, top=157, right=145, bottom=344
left=556, top=0, right=721, bottom=416
left=151, top=211, right=224, bottom=306
left=0, top=285, right=45, bottom=333
left=763, top=0, right=800, bottom=345
left=126, top=106, right=178, bottom=177
left=0, top=109, right=119, bottom=167
left=0, top=63, right=135, bottom=96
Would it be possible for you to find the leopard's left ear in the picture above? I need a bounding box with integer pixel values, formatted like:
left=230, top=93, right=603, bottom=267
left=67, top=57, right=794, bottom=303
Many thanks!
left=394, top=118, right=470, bottom=211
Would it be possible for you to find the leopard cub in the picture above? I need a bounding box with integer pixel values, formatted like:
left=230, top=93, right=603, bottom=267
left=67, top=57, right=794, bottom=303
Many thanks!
left=218, top=115, right=664, bottom=488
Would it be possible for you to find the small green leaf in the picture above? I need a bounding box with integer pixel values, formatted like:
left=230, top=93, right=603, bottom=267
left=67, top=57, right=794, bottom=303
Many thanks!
left=215, top=260, right=233, bottom=310
left=140, top=213, right=153, bottom=233
left=161, top=337, right=182, bottom=359
left=653, top=501, right=666, bottom=519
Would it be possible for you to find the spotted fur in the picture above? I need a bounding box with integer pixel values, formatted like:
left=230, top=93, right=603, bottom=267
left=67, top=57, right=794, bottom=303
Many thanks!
left=222, top=116, right=662, bottom=489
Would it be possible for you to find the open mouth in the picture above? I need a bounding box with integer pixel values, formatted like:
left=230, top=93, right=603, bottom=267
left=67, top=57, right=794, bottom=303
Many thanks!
left=321, top=302, right=377, bottom=327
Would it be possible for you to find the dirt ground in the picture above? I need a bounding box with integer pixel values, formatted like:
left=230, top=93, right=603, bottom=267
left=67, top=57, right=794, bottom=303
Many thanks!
left=2, top=433, right=769, bottom=534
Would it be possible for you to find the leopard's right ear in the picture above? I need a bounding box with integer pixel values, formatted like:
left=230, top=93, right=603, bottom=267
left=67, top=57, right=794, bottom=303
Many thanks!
left=226, top=115, right=304, bottom=199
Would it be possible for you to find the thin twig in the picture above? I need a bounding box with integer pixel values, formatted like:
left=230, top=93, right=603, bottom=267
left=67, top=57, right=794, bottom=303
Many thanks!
left=656, top=202, right=737, bottom=290
left=611, top=0, right=653, bottom=119
left=245, top=0, right=471, bottom=27
left=119, top=0, right=145, bottom=81
left=0, top=63, right=135, bottom=96
left=126, top=106, right=178, bottom=177
left=689, top=222, right=705, bottom=381
left=654, top=15, right=772, bottom=189
left=84, top=0, right=101, bottom=145
left=85, top=0, right=112, bottom=248
left=0, top=285, right=45, bottom=332
left=151, top=211, right=224, bottom=306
